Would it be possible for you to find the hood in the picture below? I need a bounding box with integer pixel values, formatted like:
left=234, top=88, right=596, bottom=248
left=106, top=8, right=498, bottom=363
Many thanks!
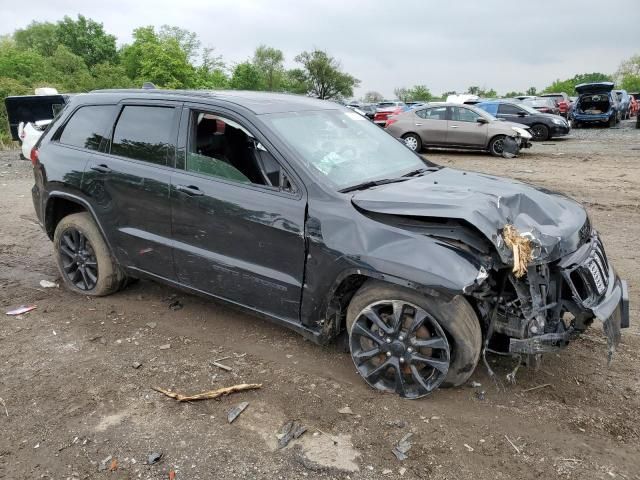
left=351, top=168, right=588, bottom=264
left=575, top=82, right=614, bottom=94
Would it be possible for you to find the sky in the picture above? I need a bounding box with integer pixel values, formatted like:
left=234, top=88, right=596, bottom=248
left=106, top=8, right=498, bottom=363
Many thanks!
left=1, top=0, right=638, bottom=99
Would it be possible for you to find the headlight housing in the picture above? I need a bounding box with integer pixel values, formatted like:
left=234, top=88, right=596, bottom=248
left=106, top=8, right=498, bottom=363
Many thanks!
left=512, top=126, right=532, bottom=139
left=552, top=118, right=565, bottom=125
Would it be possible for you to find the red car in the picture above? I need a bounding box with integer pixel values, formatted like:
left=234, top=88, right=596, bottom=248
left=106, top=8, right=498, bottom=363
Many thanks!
left=629, top=95, right=638, bottom=117
left=540, top=92, right=571, bottom=118
left=373, top=102, right=407, bottom=126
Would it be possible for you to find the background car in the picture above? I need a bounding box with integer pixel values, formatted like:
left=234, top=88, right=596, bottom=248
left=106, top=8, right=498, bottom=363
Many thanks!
left=18, top=119, right=52, bottom=160
left=384, top=102, right=532, bottom=156
left=347, top=103, right=376, bottom=120
left=522, top=97, right=561, bottom=115
left=570, top=82, right=620, bottom=128
left=374, top=102, right=408, bottom=126
left=629, top=95, right=638, bottom=117
left=476, top=100, right=570, bottom=141
left=539, top=92, right=571, bottom=118
left=613, top=90, right=632, bottom=119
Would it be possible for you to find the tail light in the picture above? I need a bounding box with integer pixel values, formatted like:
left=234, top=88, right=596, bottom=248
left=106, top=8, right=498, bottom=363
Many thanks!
left=385, top=117, right=398, bottom=128
left=30, top=147, right=39, bottom=166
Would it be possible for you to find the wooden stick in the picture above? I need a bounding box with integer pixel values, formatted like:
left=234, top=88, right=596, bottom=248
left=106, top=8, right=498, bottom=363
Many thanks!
left=504, top=435, right=520, bottom=454
left=152, top=383, right=261, bottom=402
left=522, top=383, right=551, bottom=393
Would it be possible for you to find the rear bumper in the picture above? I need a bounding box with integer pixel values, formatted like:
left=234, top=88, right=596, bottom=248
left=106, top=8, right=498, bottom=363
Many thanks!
left=573, top=113, right=614, bottom=123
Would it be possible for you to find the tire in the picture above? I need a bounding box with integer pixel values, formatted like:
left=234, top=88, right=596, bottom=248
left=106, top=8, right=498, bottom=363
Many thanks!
left=402, top=133, right=422, bottom=152
left=609, top=115, right=616, bottom=127
left=53, top=212, right=124, bottom=296
left=530, top=124, right=550, bottom=141
left=346, top=280, right=482, bottom=398
left=489, top=135, right=506, bottom=157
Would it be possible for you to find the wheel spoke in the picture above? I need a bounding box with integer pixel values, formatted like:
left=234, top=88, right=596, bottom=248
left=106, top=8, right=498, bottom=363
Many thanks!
left=407, top=310, right=428, bottom=334
left=60, top=245, right=75, bottom=259
left=71, top=229, right=80, bottom=250
left=361, top=307, right=394, bottom=335
left=79, top=267, right=91, bottom=290
left=391, top=301, right=405, bottom=332
left=351, top=322, right=384, bottom=345
left=411, top=353, right=449, bottom=373
left=63, top=234, right=76, bottom=252
left=353, top=346, right=382, bottom=362
left=392, top=360, right=407, bottom=396
left=79, top=232, right=86, bottom=250
left=85, top=267, right=97, bottom=284
left=410, top=364, right=433, bottom=393
left=413, top=336, right=448, bottom=350
left=84, top=260, right=97, bottom=267
left=62, top=261, right=76, bottom=272
left=364, top=358, right=392, bottom=383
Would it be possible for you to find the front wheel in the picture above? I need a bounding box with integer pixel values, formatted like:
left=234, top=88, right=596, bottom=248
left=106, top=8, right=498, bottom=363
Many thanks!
left=346, top=280, right=482, bottom=399
left=402, top=133, right=422, bottom=152
left=53, top=212, right=125, bottom=296
left=530, top=124, right=550, bottom=141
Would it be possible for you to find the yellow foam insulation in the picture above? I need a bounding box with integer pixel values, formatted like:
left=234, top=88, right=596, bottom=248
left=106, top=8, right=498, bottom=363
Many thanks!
left=502, top=225, right=533, bottom=278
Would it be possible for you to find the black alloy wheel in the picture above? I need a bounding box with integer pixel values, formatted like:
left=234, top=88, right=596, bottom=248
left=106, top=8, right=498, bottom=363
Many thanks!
left=530, top=124, right=549, bottom=141
left=59, top=228, right=99, bottom=291
left=349, top=300, right=450, bottom=399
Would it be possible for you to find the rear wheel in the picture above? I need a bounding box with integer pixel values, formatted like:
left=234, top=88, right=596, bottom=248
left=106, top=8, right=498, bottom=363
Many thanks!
left=54, top=212, right=124, bottom=296
left=346, top=280, right=482, bottom=399
left=530, top=124, right=550, bottom=141
left=402, top=133, right=422, bottom=152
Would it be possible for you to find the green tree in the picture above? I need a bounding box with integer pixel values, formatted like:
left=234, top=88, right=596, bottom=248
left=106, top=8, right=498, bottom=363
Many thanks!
left=252, top=45, right=284, bottom=91
left=281, top=68, right=308, bottom=94
left=230, top=62, right=264, bottom=90
left=45, top=45, right=94, bottom=91
left=56, top=15, right=117, bottom=67
left=616, top=54, right=640, bottom=92
left=0, top=38, right=48, bottom=84
left=90, top=63, right=134, bottom=90
left=526, top=86, right=537, bottom=96
left=394, top=87, right=410, bottom=102
left=0, top=77, right=32, bottom=145
left=544, top=73, right=612, bottom=93
left=408, top=85, right=432, bottom=101
left=505, top=91, right=525, bottom=98
left=13, top=21, right=60, bottom=57
left=467, top=86, right=480, bottom=95
left=293, top=50, right=359, bottom=100
left=158, top=25, right=201, bottom=61
left=363, top=91, right=383, bottom=103
left=194, top=47, right=228, bottom=89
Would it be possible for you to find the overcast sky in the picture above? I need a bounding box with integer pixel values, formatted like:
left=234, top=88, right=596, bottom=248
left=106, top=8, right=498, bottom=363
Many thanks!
left=1, top=0, right=638, bottom=98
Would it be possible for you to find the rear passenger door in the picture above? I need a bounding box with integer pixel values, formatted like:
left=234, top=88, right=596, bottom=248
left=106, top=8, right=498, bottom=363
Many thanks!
left=81, top=100, right=181, bottom=280
left=414, top=106, right=448, bottom=145
left=169, top=105, right=307, bottom=322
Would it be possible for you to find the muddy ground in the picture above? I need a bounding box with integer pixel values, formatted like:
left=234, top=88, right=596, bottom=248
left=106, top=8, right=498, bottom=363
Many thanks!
left=0, top=120, right=639, bottom=480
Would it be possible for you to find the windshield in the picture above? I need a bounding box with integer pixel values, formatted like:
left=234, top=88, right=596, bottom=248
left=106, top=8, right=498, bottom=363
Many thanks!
left=262, top=109, right=429, bottom=190
left=524, top=99, right=552, bottom=108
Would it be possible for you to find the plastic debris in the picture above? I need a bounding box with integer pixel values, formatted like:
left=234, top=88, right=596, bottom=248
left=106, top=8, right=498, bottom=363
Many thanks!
left=277, top=420, right=307, bottom=449
left=147, top=452, right=163, bottom=465
left=152, top=383, right=262, bottom=402
left=470, top=381, right=482, bottom=388
left=98, top=455, right=112, bottom=472
left=146, top=322, right=157, bottom=329
left=6, top=305, right=36, bottom=316
left=132, top=361, right=142, bottom=369
left=227, top=401, right=249, bottom=423
left=392, top=433, right=413, bottom=461
left=338, top=406, right=354, bottom=415
left=39, top=280, right=58, bottom=288
left=158, top=344, right=171, bottom=350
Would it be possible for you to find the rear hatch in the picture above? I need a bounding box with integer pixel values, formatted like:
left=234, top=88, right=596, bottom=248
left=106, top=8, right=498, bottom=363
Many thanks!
left=575, top=82, right=614, bottom=95
left=4, top=94, right=69, bottom=141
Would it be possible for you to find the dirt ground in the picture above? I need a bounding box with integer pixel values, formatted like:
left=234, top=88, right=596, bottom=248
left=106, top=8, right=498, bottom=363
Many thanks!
left=1, top=120, right=639, bottom=480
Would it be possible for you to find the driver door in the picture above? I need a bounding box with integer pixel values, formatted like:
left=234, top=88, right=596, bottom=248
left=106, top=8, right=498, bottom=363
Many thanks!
left=447, top=106, right=488, bottom=147
left=170, top=105, right=307, bottom=322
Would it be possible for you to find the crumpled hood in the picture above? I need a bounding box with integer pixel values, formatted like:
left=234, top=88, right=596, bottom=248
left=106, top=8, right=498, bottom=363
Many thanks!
left=351, top=168, right=588, bottom=264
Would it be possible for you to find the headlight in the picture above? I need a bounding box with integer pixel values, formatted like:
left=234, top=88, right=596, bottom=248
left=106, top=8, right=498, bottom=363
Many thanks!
left=512, top=126, right=531, bottom=139
left=552, top=118, right=564, bottom=125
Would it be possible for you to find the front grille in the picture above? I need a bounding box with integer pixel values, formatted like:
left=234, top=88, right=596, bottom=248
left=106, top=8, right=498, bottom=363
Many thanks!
left=562, top=235, right=610, bottom=308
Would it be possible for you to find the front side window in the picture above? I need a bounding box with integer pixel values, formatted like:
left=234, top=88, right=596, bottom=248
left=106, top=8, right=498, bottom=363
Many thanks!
left=416, top=107, right=447, bottom=120
left=110, top=106, right=176, bottom=166
left=58, top=105, right=116, bottom=151
left=497, top=103, right=523, bottom=115
left=451, top=107, right=481, bottom=122
left=262, top=109, right=430, bottom=190
left=187, top=111, right=286, bottom=189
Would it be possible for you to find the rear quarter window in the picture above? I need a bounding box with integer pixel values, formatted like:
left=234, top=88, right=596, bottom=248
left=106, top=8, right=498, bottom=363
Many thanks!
left=57, top=105, right=117, bottom=151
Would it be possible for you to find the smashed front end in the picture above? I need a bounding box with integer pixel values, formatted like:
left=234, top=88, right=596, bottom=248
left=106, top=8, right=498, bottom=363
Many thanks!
left=470, top=221, right=629, bottom=364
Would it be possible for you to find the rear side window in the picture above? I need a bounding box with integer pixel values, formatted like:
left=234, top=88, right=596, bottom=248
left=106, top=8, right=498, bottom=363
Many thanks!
left=110, top=106, right=176, bottom=166
left=497, top=103, right=522, bottom=115
left=58, top=105, right=116, bottom=151
left=416, top=107, right=447, bottom=120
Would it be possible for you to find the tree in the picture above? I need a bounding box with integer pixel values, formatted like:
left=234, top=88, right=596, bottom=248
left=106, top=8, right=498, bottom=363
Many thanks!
left=13, top=21, right=60, bottom=57
left=408, top=85, right=432, bottom=101
left=467, top=86, right=480, bottom=95
left=293, top=50, right=359, bottom=100
left=544, top=73, right=611, bottom=94
left=194, top=47, right=228, bottom=89
left=120, top=26, right=195, bottom=88
left=505, top=91, right=525, bottom=98
left=281, top=68, right=308, bottom=94
left=616, top=54, right=640, bottom=92
left=158, top=25, right=201, bottom=61
left=56, top=15, right=117, bottom=67
left=394, top=87, right=410, bottom=102
left=526, top=86, right=537, bottom=96
left=230, top=62, right=264, bottom=90
left=252, top=45, right=284, bottom=91
left=363, top=91, right=383, bottom=103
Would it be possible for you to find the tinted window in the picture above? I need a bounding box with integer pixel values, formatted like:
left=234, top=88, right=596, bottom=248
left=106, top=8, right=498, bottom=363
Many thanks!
left=498, top=103, right=523, bottom=115
left=58, top=105, right=116, bottom=151
left=416, top=107, right=447, bottom=120
left=111, top=106, right=176, bottom=165
left=451, top=107, right=481, bottom=122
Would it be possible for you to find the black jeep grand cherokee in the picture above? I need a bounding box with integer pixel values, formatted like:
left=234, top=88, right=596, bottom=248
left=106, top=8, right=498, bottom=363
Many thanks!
left=30, top=89, right=629, bottom=399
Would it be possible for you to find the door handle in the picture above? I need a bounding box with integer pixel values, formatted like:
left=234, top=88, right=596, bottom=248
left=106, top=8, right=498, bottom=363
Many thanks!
left=450, top=125, right=459, bottom=128
left=176, top=184, right=204, bottom=196
left=415, top=123, right=423, bottom=126
left=90, top=164, right=112, bottom=174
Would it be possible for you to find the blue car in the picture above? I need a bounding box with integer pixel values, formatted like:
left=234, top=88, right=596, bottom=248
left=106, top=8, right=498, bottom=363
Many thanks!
left=613, top=89, right=632, bottom=120
left=571, top=82, right=620, bottom=128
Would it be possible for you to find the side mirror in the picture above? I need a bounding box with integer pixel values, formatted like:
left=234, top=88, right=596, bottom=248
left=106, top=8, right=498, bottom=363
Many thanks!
left=476, top=117, right=489, bottom=124
left=517, top=111, right=527, bottom=117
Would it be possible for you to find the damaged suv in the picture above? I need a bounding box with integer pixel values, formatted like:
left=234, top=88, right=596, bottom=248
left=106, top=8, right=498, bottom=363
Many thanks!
left=30, top=90, right=629, bottom=399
